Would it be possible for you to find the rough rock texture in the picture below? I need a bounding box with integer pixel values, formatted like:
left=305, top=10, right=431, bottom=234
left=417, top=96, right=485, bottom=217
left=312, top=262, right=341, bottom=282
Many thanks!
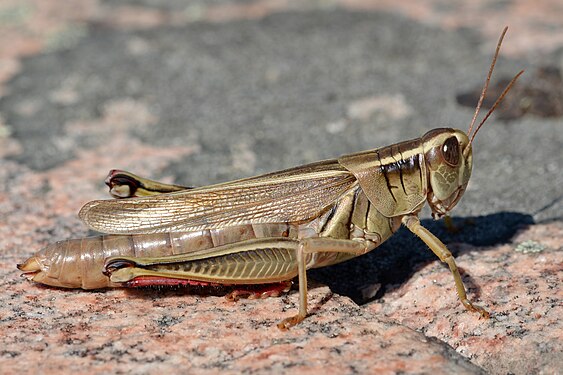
left=0, top=1, right=561, bottom=374
left=368, top=222, right=563, bottom=375
left=2, top=282, right=489, bottom=374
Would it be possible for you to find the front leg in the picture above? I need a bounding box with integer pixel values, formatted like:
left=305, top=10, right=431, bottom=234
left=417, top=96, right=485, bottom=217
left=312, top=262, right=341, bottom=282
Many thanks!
left=402, top=215, right=489, bottom=318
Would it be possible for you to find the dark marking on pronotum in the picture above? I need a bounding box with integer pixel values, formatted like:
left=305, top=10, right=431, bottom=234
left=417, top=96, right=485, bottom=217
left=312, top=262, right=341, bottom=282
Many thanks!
left=376, top=150, right=397, bottom=203
left=396, top=149, right=408, bottom=195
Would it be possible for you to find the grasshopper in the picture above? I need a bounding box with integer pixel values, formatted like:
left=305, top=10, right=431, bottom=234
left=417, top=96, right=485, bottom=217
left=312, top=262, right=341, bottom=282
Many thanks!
left=18, top=28, right=523, bottom=329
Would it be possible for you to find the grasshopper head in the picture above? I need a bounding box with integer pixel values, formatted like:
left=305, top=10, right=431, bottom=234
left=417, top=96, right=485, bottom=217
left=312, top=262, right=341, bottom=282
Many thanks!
left=421, top=128, right=472, bottom=219
left=417, top=27, right=523, bottom=219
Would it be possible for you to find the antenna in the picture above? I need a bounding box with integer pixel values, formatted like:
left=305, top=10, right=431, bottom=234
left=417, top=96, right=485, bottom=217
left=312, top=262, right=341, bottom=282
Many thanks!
left=462, top=27, right=524, bottom=158
left=467, top=70, right=524, bottom=147
left=467, top=27, right=508, bottom=137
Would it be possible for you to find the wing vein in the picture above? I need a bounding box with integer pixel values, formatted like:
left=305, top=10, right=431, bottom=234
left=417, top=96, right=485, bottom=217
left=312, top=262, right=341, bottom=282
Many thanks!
left=80, top=161, right=357, bottom=234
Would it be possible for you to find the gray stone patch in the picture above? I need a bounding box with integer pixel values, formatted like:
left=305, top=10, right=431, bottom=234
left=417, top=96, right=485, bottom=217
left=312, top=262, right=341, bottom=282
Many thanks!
left=0, top=10, right=560, bottom=224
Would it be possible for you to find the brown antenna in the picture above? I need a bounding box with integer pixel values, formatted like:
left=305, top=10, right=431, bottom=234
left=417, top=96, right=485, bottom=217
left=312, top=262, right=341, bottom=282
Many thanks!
left=467, top=27, right=508, bottom=137
left=467, top=70, right=524, bottom=147
left=462, top=27, right=524, bottom=158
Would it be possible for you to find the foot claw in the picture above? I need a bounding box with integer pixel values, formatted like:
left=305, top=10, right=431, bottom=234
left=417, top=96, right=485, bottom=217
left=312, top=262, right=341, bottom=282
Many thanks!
left=477, top=306, right=490, bottom=319
left=277, top=315, right=305, bottom=331
left=462, top=299, right=490, bottom=319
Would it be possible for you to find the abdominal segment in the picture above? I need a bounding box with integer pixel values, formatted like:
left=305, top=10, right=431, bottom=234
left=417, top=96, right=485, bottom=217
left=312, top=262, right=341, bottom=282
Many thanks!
left=18, top=223, right=301, bottom=289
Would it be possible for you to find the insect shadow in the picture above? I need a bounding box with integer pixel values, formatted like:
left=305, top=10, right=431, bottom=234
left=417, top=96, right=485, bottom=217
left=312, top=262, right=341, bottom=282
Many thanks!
left=309, top=211, right=534, bottom=305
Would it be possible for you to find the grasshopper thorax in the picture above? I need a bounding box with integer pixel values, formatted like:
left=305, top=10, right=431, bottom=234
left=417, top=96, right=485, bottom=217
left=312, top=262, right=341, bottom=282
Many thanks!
left=421, top=128, right=472, bottom=219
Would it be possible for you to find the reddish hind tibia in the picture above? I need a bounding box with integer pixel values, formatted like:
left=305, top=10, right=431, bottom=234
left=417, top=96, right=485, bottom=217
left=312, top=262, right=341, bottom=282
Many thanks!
left=226, top=281, right=292, bottom=301
left=124, top=276, right=219, bottom=288
left=124, top=277, right=292, bottom=301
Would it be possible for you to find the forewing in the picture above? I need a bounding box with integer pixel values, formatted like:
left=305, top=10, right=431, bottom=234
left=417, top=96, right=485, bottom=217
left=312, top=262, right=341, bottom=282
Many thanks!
left=79, top=160, right=358, bottom=234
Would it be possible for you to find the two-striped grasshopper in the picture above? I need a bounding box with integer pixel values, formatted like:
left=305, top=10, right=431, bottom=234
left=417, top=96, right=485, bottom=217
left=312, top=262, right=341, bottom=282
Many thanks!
left=18, top=28, right=522, bottom=329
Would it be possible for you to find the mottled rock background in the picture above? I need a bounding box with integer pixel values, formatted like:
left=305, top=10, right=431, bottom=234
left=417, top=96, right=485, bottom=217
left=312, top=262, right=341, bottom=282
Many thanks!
left=0, top=1, right=561, bottom=374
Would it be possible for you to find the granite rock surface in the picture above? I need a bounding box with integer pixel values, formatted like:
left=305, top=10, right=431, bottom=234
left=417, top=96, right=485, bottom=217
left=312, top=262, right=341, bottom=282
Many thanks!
left=1, top=1, right=561, bottom=374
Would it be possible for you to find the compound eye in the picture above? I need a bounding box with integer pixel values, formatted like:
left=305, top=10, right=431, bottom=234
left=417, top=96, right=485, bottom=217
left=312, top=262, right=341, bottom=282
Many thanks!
left=442, top=136, right=460, bottom=166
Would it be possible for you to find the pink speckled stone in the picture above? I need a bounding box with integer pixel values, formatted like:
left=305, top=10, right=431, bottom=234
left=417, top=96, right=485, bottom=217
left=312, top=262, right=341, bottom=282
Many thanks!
left=1, top=1, right=562, bottom=374
left=1, top=281, right=486, bottom=374
left=367, top=222, right=563, bottom=375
